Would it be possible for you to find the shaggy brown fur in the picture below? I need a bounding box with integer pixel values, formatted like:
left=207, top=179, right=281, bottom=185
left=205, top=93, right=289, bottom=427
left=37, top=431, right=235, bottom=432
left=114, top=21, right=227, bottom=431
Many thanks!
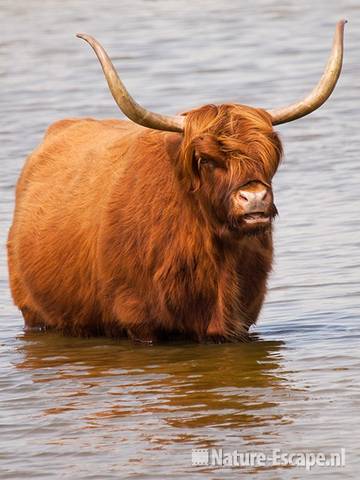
left=8, top=104, right=282, bottom=343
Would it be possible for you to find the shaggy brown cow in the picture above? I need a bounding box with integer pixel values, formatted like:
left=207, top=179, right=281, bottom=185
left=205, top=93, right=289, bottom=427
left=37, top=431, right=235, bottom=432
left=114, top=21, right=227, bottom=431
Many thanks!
left=7, top=21, right=346, bottom=343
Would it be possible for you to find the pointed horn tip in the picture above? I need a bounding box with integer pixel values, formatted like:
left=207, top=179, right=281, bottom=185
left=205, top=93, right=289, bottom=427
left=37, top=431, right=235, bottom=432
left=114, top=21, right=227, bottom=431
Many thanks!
left=76, top=33, right=88, bottom=41
left=338, top=19, right=348, bottom=30
left=335, top=19, right=347, bottom=42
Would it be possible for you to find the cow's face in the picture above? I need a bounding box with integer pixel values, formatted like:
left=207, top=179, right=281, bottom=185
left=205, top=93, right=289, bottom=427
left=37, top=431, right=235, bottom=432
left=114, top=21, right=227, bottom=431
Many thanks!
left=180, top=104, right=283, bottom=236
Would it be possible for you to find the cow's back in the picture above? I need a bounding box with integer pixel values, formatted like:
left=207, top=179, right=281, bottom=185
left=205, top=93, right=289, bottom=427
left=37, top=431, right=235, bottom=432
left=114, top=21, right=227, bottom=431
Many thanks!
left=8, top=119, right=143, bottom=334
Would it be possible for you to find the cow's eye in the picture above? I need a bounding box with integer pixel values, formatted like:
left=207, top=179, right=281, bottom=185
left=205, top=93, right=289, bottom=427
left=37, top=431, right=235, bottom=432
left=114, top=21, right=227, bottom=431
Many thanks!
left=198, top=156, right=216, bottom=169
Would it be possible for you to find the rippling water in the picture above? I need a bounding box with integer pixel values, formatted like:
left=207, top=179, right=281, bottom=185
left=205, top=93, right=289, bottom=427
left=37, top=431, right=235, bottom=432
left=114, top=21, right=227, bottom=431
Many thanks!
left=1, top=1, right=360, bottom=478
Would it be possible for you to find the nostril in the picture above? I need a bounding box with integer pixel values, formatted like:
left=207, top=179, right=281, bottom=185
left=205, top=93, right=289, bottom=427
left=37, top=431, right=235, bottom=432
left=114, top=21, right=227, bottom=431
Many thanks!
left=259, top=189, right=268, bottom=202
left=264, top=189, right=273, bottom=205
left=238, top=191, right=250, bottom=202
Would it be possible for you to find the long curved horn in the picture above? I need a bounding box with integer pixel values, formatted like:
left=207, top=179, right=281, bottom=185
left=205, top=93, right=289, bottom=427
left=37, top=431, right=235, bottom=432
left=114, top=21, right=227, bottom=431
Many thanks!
left=76, top=34, right=184, bottom=133
left=268, top=20, right=346, bottom=125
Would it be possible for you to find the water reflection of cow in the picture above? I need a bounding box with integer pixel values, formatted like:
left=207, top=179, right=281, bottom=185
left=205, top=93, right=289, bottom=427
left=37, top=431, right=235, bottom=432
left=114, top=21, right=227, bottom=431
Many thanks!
left=8, top=22, right=345, bottom=343
left=17, top=332, right=291, bottom=431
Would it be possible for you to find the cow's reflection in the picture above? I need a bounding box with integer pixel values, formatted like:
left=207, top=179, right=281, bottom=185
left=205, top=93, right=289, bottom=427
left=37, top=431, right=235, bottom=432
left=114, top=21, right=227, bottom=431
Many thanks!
left=16, top=332, right=292, bottom=435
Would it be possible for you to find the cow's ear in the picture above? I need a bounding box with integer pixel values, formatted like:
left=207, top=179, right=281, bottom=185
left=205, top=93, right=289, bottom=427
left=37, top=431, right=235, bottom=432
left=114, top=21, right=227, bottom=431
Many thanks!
left=164, top=133, right=183, bottom=162
left=164, top=132, right=199, bottom=192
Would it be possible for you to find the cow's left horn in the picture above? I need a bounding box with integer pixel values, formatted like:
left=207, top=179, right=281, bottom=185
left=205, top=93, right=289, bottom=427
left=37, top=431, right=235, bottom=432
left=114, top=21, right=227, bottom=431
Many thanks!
left=268, top=20, right=346, bottom=125
left=76, top=34, right=185, bottom=133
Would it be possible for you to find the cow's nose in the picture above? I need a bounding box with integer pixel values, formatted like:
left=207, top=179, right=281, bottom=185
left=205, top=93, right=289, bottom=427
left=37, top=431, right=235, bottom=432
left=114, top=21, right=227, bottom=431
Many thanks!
left=237, top=188, right=272, bottom=213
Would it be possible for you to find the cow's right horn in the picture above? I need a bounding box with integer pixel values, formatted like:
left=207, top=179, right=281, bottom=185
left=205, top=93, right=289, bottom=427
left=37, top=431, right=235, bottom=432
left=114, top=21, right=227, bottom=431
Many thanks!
left=77, top=34, right=185, bottom=133
left=268, top=20, right=346, bottom=125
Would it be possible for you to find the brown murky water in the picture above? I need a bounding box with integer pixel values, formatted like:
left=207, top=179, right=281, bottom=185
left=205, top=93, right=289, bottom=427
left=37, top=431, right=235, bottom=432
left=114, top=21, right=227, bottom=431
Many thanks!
left=1, top=1, right=360, bottom=478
